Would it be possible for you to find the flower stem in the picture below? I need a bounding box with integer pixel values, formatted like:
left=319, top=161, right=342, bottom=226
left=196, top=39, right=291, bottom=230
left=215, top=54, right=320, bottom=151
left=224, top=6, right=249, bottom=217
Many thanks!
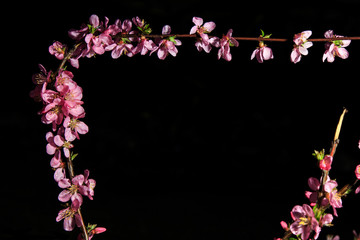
left=67, top=156, right=89, bottom=240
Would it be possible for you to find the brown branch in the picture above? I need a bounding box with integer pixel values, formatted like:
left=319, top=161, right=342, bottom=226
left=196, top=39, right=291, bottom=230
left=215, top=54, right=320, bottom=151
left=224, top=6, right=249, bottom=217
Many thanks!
left=309, top=37, right=360, bottom=42
left=121, top=33, right=360, bottom=42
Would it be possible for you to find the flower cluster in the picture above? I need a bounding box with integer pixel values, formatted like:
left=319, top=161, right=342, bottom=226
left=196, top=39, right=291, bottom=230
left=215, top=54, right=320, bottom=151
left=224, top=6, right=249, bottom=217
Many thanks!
left=32, top=14, right=360, bottom=240
left=291, top=30, right=351, bottom=63
left=274, top=145, right=360, bottom=240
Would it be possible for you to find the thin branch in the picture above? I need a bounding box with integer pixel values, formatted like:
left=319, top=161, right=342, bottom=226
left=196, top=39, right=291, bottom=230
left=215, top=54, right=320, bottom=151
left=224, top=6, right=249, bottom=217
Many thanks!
left=67, top=157, right=89, bottom=240
left=309, top=37, right=360, bottom=42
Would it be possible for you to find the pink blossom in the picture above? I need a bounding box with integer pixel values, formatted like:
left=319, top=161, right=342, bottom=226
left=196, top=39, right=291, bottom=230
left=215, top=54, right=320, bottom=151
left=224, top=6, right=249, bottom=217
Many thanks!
left=251, top=42, right=273, bottom=63
left=133, top=37, right=157, bottom=55
left=106, top=19, right=136, bottom=58
left=291, top=31, right=313, bottom=63
left=355, top=165, right=360, bottom=194
left=217, top=29, right=239, bottom=61
left=305, top=177, right=329, bottom=207
left=82, top=169, right=96, bottom=200
left=40, top=84, right=64, bottom=130
left=63, top=116, right=89, bottom=141
left=190, top=17, right=219, bottom=53
left=55, top=70, right=76, bottom=92
left=46, top=131, right=63, bottom=168
left=324, top=180, right=342, bottom=217
left=290, top=204, right=321, bottom=240
left=151, top=25, right=182, bottom=60
left=323, top=30, right=351, bottom=62
left=68, top=14, right=105, bottom=41
left=305, top=177, right=320, bottom=206
left=319, top=155, right=333, bottom=171
left=49, top=41, right=66, bottom=60
left=32, top=64, right=51, bottom=85
left=56, top=199, right=82, bottom=231
left=47, top=128, right=74, bottom=158
left=58, top=174, right=84, bottom=206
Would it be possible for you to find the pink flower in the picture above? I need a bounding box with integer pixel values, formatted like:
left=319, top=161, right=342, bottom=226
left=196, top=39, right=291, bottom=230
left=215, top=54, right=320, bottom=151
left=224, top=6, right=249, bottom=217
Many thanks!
left=82, top=169, right=96, bottom=200
left=49, top=41, right=66, bottom=60
left=319, top=155, right=333, bottom=171
left=251, top=42, right=274, bottom=63
left=290, top=204, right=321, bottom=240
left=151, top=25, right=182, bottom=60
left=32, top=64, right=51, bottom=85
left=55, top=70, right=76, bottom=92
left=56, top=199, right=82, bottom=231
left=133, top=37, right=157, bottom=55
left=355, top=165, right=360, bottom=194
left=217, top=29, right=239, bottom=61
left=68, top=14, right=106, bottom=41
left=46, top=131, right=63, bottom=168
left=190, top=17, right=219, bottom=53
left=63, top=116, right=89, bottom=141
left=291, top=30, right=313, bottom=63
left=58, top=174, right=84, bottom=206
left=323, top=30, right=351, bottom=62
left=324, top=180, right=342, bottom=217
left=58, top=170, right=96, bottom=202
left=106, top=19, right=136, bottom=58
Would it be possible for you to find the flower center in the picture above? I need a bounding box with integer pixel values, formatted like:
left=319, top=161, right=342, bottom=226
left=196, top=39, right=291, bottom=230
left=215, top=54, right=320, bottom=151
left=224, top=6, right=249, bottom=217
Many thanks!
left=299, top=216, right=311, bottom=226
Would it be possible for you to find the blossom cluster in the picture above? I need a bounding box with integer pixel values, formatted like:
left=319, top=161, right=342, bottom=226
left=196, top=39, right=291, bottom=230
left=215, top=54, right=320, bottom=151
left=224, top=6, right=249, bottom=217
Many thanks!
left=31, top=14, right=360, bottom=240
left=274, top=148, right=360, bottom=240
left=30, top=63, right=101, bottom=236
left=49, top=14, right=353, bottom=64
left=291, top=30, right=351, bottom=63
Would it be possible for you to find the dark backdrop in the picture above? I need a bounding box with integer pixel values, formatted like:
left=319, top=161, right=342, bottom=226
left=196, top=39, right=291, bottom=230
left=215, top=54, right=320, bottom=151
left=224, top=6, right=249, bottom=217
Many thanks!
left=2, top=1, right=360, bottom=239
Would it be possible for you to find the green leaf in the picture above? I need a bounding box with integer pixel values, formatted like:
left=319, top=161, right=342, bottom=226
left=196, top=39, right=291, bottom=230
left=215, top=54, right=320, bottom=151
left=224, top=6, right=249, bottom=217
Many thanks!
left=263, top=33, right=272, bottom=39
left=260, top=29, right=265, bottom=37
left=168, top=36, right=177, bottom=44
left=313, top=149, right=325, bottom=161
left=71, top=152, right=79, bottom=161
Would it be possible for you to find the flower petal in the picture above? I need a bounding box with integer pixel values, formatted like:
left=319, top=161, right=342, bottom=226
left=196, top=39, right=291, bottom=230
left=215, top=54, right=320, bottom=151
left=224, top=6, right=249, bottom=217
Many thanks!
left=192, top=17, right=203, bottom=26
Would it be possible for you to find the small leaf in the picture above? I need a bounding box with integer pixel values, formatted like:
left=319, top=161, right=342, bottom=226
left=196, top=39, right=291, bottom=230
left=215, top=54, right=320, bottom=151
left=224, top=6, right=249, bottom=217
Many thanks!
left=71, top=152, right=79, bottom=161
left=263, top=33, right=272, bottom=39
left=168, top=36, right=177, bottom=44
left=260, top=29, right=265, bottom=37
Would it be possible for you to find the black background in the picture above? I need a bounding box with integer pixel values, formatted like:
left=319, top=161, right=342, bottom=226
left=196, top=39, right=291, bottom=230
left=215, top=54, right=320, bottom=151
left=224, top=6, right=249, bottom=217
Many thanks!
left=2, top=1, right=360, bottom=239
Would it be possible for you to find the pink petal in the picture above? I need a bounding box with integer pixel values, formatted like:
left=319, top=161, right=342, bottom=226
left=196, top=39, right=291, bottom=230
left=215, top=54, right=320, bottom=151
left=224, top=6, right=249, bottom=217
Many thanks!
left=291, top=49, right=301, bottom=63
left=162, top=25, right=171, bottom=35
left=76, top=121, right=89, bottom=134
left=299, top=46, right=308, bottom=55
left=190, top=25, right=198, bottom=35
left=262, top=47, right=273, bottom=60
left=64, top=216, right=75, bottom=231
left=302, top=30, right=312, bottom=39
left=336, top=47, right=349, bottom=59
left=157, top=47, right=167, bottom=60
left=308, top=177, right=320, bottom=191
left=89, top=15, right=99, bottom=28
left=58, top=190, right=72, bottom=202
left=58, top=178, right=71, bottom=188
left=192, top=17, right=203, bottom=26
left=203, top=21, right=216, bottom=32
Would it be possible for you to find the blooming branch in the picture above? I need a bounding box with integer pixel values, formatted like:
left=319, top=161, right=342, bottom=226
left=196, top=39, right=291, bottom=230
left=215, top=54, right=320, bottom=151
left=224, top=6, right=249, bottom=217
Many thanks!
left=31, top=14, right=360, bottom=240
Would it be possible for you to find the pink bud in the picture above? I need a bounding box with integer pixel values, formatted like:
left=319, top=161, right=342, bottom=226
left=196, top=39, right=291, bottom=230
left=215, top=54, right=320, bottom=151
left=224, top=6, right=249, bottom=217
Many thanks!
left=355, top=165, right=360, bottom=180
left=319, top=155, right=333, bottom=171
